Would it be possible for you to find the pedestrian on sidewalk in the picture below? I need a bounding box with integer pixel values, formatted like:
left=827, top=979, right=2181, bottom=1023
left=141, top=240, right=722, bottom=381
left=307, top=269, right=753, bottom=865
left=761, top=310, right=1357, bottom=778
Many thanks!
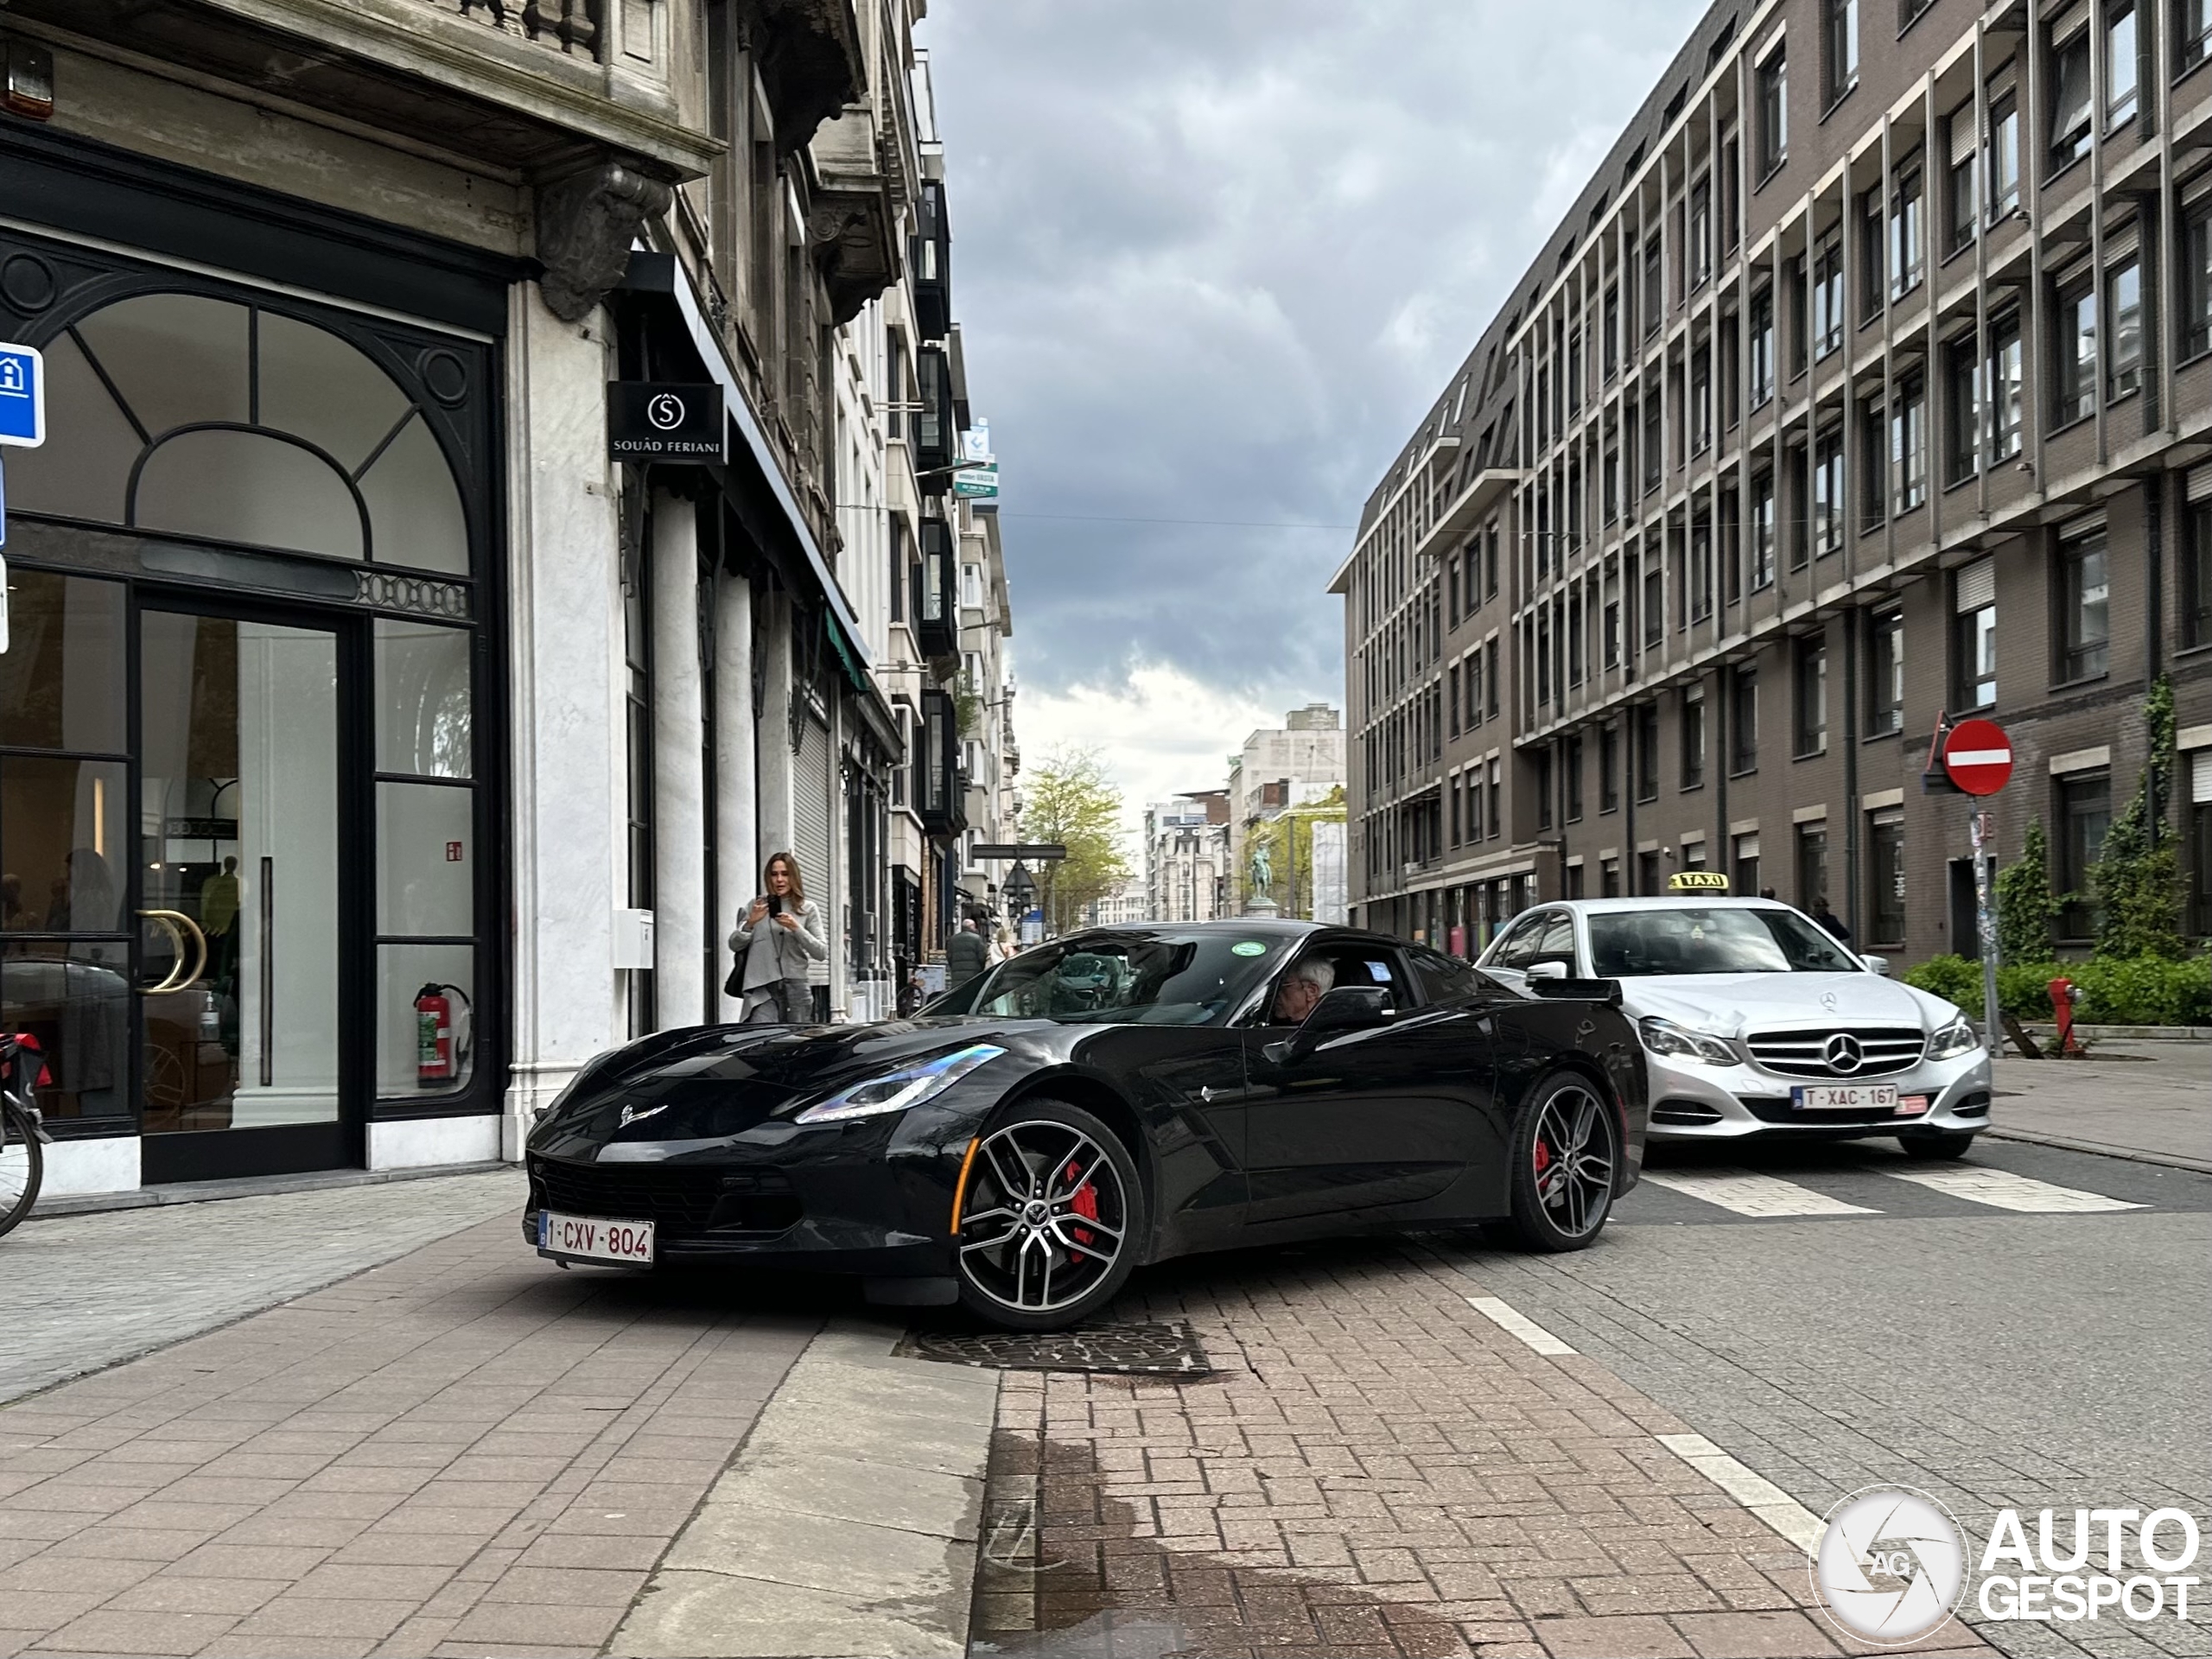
left=1810, top=894, right=1852, bottom=944
left=945, top=915, right=990, bottom=988
left=728, top=851, right=829, bottom=1023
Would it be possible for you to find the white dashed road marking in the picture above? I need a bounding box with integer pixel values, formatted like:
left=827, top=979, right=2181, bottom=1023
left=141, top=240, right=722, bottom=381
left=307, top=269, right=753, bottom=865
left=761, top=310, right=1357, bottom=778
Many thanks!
left=1465, top=1295, right=1577, bottom=1355
left=1640, top=1167, right=1881, bottom=1217
left=1883, top=1165, right=2146, bottom=1212
left=1657, top=1432, right=1825, bottom=1554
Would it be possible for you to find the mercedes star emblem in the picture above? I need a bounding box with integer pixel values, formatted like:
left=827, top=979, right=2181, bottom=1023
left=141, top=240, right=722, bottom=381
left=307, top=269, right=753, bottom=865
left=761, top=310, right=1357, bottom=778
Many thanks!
left=1823, top=1033, right=1864, bottom=1074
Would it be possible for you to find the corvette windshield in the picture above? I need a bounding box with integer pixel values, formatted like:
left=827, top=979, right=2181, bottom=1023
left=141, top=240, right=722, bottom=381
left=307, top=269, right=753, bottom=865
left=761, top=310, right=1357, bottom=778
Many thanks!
left=948, top=934, right=1275, bottom=1026
left=1587, top=907, right=1859, bottom=976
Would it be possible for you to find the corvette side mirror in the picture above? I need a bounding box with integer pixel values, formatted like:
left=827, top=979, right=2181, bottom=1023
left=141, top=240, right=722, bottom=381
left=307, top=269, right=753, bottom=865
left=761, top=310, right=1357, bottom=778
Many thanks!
left=1271, top=984, right=1393, bottom=1064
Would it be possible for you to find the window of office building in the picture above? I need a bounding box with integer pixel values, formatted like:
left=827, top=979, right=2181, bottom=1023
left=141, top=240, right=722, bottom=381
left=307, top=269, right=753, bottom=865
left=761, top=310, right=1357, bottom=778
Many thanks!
left=1600, top=725, right=1620, bottom=812
left=1989, top=89, right=2021, bottom=216
left=1893, top=375, right=1927, bottom=512
left=1635, top=703, right=1660, bottom=803
left=1751, top=472, right=1777, bottom=588
left=1682, top=686, right=1707, bottom=790
left=2056, top=771, right=2111, bottom=940
left=1954, top=556, right=1998, bottom=709
left=1602, top=857, right=1623, bottom=897
left=1946, top=334, right=1982, bottom=484
left=1731, top=667, right=1759, bottom=773
left=1989, top=317, right=2024, bottom=459
left=1824, top=0, right=1859, bottom=102
left=2106, top=3, right=2138, bottom=129
left=1565, top=734, right=1584, bottom=823
left=1681, top=839, right=1709, bottom=874
left=2055, top=277, right=2097, bottom=424
left=2107, top=259, right=2142, bottom=397
left=1797, top=821, right=1830, bottom=908
left=1488, top=758, right=1502, bottom=838
left=1750, top=285, right=1776, bottom=406
left=1866, top=608, right=1904, bottom=735
left=1815, top=429, right=1844, bottom=557
left=1867, top=808, right=1907, bottom=947
left=1733, top=833, right=1762, bottom=896
left=2188, top=486, right=2212, bottom=649
left=2189, top=208, right=2212, bottom=362
left=2050, top=29, right=2094, bottom=168
left=2057, top=528, right=2110, bottom=682
left=1947, top=107, right=1978, bottom=253
left=1814, top=234, right=1845, bottom=359
left=1759, top=50, right=1789, bottom=174
left=1795, top=639, right=1828, bottom=757
left=1891, top=163, right=1924, bottom=298
left=2185, top=0, right=2212, bottom=71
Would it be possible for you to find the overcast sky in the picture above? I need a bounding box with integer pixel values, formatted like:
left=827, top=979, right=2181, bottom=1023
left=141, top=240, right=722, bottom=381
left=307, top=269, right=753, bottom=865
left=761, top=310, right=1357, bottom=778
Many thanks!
left=921, top=0, right=1707, bottom=832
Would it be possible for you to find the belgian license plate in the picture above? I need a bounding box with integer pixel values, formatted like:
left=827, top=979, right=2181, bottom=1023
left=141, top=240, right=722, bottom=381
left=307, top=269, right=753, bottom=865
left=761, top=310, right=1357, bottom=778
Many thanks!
left=1792, top=1084, right=1899, bottom=1111
left=537, top=1211, right=655, bottom=1263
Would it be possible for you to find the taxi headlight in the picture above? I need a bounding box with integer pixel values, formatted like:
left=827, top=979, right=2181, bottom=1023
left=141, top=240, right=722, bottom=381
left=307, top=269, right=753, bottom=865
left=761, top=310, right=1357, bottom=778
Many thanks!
left=794, top=1044, right=1006, bottom=1124
left=1926, top=1014, right=1982, bottom=1061
left=1637, top=1015, right=1738, bottom=1066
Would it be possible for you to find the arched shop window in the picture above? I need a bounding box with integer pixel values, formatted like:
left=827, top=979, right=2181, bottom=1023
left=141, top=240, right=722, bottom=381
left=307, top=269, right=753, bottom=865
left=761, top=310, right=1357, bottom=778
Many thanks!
left=6, top=292, right=471, bottom=574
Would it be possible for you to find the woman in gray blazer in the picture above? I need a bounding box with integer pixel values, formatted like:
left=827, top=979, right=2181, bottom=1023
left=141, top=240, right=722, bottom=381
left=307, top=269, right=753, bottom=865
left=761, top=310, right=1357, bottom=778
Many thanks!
left=728, top=851, right=830, bottom=1023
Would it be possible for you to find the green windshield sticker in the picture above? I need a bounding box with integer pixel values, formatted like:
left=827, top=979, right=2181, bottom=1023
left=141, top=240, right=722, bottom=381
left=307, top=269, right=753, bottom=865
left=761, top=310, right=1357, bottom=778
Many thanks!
left=1230, top=941, right=1268, bottom=957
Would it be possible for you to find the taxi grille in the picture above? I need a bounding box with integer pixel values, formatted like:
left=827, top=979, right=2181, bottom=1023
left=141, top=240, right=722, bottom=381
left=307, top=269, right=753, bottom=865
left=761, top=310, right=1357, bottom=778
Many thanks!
left=528, top=1158, right=801, bottom=1236
left=1745, top=1027, right=1925, bottom=1078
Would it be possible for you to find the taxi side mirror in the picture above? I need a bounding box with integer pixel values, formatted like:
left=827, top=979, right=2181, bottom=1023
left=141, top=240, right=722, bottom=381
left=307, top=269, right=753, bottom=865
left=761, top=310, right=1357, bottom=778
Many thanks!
left=1526, top=960, right=1570, bottom=980
left=1862, top=954, right=1891, bottom=977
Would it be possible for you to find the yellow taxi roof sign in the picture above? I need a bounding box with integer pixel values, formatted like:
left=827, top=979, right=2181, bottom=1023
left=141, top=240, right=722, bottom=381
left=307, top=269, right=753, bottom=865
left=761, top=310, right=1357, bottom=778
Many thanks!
left=1666, top=871, right=1731, bottom=893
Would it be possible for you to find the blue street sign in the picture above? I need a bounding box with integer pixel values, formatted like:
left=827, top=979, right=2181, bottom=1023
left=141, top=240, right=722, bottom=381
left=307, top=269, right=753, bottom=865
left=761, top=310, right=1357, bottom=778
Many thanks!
left=0, top=343, right=45, bottom=449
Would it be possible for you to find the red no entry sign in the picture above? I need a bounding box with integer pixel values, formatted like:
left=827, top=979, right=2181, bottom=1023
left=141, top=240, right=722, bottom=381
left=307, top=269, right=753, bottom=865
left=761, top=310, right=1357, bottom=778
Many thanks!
left=1943, top=718, right=2013, bottom=796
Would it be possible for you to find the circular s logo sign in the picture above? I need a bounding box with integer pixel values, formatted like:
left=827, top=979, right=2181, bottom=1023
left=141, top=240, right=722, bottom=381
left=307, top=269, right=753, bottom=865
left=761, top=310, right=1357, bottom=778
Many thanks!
left=647, top=391, right=686, bottom=431
left=1812, top=1487, right=1967, bottom=1644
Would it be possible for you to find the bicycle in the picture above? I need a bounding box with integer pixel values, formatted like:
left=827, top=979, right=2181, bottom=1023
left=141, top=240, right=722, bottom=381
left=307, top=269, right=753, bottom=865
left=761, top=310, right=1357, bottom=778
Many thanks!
left=1, top=1034, right=51, bottom=1239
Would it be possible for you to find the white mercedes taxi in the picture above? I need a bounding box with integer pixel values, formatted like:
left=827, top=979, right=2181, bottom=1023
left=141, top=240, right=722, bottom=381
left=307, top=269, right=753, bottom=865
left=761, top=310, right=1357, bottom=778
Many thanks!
left=1476, top=883, right=1993, bottom=1155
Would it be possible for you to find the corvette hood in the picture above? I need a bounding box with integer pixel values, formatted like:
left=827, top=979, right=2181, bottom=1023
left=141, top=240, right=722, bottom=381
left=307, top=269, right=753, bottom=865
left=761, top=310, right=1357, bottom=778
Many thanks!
left=1622, top=972, right=1941, bottom=1036
left=531, top=1018, right=1047, bottom=1154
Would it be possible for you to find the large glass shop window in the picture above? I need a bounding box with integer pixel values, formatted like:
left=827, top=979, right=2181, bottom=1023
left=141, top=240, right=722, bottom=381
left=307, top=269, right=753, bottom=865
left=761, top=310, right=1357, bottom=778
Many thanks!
left=5, top=293, right=468, bottom=573
left=375, top=620, right=476, bottom=1098
left=0, top=572, right=131, bottom=1121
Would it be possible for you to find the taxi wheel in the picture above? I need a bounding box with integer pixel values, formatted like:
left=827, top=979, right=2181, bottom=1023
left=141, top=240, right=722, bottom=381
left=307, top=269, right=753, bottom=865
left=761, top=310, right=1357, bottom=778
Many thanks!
left=1899, top=1131, right=1976, bottom=1160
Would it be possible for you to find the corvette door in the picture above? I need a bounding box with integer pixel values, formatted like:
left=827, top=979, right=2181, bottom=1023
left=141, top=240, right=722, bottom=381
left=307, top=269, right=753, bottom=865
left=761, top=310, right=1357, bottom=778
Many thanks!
left=1242, top=942, right=1480, bottom=1223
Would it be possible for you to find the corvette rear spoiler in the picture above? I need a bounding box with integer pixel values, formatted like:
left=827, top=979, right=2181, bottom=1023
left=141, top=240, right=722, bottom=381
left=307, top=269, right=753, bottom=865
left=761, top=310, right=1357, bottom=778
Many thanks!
left=1526, top=976, right=1624, bottom=1007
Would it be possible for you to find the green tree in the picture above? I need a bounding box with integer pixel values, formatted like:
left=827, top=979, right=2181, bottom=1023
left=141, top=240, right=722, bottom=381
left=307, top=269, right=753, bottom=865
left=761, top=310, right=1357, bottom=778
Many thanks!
left=1995, top=817, right=2057, bottom=963
left=1021, top=748, right=1131, bottom=937
left=1240, top=787, right=1347, bottom=918
left=2091, top=675, right=2187, bottom=960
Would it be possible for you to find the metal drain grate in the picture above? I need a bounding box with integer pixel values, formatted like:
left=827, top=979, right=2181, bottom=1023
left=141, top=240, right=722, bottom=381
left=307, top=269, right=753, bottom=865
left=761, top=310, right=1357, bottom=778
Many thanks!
left=902, top=1320, right=1211, bottom=1376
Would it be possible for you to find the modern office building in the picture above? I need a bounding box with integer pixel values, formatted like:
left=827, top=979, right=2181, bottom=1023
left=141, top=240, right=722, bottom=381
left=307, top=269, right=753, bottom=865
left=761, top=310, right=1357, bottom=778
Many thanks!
left=1335, top=0, right=2212, bottom=963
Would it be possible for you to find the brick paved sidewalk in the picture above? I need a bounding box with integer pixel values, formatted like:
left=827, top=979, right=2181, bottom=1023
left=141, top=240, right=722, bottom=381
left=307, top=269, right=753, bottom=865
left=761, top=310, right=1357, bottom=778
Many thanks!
left=971, top=1240, right=1984, bottom=1659
left=0, top=1217, right=819, bottom=1659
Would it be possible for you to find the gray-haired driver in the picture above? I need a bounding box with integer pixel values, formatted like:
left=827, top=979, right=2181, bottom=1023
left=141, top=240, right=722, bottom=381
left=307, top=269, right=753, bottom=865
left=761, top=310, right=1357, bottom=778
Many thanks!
left=1273, top=957, right=1336, bottom=1024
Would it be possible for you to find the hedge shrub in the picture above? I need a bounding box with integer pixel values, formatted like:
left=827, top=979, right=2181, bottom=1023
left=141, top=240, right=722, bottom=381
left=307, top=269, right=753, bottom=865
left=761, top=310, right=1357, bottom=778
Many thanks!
left=1903, top=952, right=2212, bottom=1027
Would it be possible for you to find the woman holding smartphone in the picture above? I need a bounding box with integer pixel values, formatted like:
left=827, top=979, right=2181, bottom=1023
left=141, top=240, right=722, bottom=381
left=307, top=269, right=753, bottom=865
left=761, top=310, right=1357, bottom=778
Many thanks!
left=728, top=851, right=829, bottom=1023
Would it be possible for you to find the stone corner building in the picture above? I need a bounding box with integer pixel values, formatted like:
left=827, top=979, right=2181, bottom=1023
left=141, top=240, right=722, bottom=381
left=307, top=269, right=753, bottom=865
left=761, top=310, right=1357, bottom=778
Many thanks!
left=1336, top=0, right=2212, bottom=963
left=0, top=0, right=1014, bottom=1199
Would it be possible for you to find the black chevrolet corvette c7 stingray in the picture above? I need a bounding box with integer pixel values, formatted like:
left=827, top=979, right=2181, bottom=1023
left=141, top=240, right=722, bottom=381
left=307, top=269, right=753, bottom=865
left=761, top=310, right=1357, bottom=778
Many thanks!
left=524, top=920, right=1647, bottom=1331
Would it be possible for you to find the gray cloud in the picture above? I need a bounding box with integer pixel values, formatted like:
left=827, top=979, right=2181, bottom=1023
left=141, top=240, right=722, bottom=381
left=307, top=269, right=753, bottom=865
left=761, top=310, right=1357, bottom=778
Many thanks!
left=925, top=0, right=1707, bottom=711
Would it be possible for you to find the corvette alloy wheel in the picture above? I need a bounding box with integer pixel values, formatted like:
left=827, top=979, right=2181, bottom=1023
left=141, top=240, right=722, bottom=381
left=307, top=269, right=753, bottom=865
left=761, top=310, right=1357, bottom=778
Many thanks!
left=957, top=1118, right=1131, bottom=1317
left=1529, top=1083, right=1613, bottom=1240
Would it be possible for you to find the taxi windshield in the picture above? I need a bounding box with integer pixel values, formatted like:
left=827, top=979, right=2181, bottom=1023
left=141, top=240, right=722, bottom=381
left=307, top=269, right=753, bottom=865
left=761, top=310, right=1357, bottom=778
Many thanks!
left=1587, top=907, right=1859, bottom=976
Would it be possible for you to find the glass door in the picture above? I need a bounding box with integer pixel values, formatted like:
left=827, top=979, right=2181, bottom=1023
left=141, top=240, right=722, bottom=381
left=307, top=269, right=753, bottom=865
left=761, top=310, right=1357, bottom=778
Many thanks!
left=138, top=608, right=351, bottom=1180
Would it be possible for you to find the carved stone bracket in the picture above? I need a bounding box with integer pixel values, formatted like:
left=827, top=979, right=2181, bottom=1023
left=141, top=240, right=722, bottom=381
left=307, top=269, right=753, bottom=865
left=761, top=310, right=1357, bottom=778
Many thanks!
left=739, top=0, right=864, bottom=156
left=808, top=179, right=898, bottom=326
left=535, top=162, right=673, bottom=322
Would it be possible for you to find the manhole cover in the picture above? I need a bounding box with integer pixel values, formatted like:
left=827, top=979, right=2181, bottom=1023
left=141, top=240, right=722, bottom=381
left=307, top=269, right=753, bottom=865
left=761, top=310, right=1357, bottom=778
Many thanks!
left=901, top=1320, right=1211, bottom=1376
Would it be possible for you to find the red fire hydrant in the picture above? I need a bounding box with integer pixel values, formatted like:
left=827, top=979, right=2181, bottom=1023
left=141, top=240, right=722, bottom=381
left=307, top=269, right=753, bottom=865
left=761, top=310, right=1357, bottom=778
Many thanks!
left=2047, top=977, right=2087, bottom=1057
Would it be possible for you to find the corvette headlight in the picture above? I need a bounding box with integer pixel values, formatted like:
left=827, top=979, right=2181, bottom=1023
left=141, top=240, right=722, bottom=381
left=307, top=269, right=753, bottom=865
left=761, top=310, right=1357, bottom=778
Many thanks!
left=1926, top=1014, right=1982, bottom=1061
left=1637, top=1015, right=1738, bottom=1066
left=794, top=1044, right=1007, bottom=1124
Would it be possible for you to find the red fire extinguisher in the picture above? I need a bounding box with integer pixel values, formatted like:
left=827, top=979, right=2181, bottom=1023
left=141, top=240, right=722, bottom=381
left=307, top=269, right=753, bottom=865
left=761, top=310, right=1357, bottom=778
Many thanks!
left=415, top=984, right=463, bottom=1088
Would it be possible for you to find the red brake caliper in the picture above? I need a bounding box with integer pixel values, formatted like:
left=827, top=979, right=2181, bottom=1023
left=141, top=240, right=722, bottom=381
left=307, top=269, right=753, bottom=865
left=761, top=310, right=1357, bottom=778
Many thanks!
left=1065, top=1159, right=1098, bottom=1260
left=1533, top=1136, right=1554, bottom=1176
